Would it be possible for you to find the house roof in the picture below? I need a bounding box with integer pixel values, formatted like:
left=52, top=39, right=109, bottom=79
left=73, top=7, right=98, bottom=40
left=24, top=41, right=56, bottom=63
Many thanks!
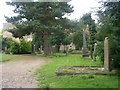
left=3, top=23, right=16, bottom=31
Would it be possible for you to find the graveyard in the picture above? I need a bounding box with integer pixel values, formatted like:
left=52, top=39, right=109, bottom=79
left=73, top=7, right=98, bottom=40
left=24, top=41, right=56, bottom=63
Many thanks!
left=0, top=0, right=120, bottom=89
left=36, top=54, right=118, bottom=88
left=35, top=37, right=118, bottom=88
left=1, top=36, right=119, bottom=88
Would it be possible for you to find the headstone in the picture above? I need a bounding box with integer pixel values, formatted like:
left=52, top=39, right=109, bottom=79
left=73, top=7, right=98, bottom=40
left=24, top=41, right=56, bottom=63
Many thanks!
left=66, top=46, right=69, bottom=55
left=93, top=43, right=97, bottom=61
left=33, top=44, right=35, bottom=53
left=52, top=45, right=56, bottom=54
left=104, top=37, right=110, bottom=72
left=40, top=45, right=43, bottom=53
left=63, top=45, right=68, bottom=55
left=39, top=48, right=40, bottom=51
left=82, top=28, right=88, bottom=57
left=5, top=46, right=8, bottom=54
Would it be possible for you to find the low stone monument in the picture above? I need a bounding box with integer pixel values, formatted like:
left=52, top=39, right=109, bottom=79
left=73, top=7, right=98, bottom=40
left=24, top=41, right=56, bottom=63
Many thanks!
left=104, top=37, right=110, bottom=72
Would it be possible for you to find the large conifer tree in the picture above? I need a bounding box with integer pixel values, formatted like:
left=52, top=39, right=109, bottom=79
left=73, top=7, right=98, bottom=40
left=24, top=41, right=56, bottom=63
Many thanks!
left=6, top=1, right=73, bottom=54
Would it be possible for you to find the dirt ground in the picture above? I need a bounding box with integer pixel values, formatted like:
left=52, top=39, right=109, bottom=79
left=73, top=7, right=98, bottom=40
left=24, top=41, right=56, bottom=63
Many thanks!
left=0, top=56, right=50, bottom=88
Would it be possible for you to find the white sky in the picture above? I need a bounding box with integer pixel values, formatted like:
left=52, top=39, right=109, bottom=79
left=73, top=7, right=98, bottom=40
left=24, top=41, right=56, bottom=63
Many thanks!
left=0, top=0, right=101, bottom=31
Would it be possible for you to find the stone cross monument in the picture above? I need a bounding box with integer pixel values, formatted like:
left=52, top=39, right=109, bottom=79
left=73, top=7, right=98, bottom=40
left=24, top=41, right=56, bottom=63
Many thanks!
left=104, top=37, right=110, bottom=72
left=82, top=25, right=88, bottom=57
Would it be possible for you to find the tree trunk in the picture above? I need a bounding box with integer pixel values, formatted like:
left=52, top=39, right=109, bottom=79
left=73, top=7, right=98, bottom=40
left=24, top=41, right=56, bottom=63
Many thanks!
left=90, top=44, right=94, bottom=59
left=43, top=30, right=51, bottom=55
left=56, top=45, right=60, bottom=52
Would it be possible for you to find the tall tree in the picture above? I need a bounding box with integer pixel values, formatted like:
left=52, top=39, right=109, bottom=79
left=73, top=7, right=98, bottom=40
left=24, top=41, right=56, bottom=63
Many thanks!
left=96, top=2, right=120, bottom=68
left=5, top=2, right=73, bottom=54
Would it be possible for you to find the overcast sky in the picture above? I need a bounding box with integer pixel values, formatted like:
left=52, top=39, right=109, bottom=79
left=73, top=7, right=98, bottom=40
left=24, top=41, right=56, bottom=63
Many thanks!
left=0, top=0, right=101, bottom=31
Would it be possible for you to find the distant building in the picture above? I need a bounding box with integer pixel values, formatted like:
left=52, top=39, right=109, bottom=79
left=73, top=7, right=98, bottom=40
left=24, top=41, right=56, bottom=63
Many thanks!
left=3, top=23, right=16, bottom=30
left=23, top=33, right=33, bottom=42
left=2, top=23, right=32, bottom=42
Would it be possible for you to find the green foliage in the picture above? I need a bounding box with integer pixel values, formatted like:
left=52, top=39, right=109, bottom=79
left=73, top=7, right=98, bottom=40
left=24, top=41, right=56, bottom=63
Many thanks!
left=96, top=42, right=104, bottom=64
left=49, top=19, right=79, bottom=52
left=96, top=2, right=120, bottom=68
left=9, top=41, right=20, bottom=54
left=9, top=39, right=32, bottom=54
left=19, top=39, right=32, bottom=54
left=62, top=34, right=72, bottom=45
left=32, top=33, right=43, bottom=52
left=1, top=38, right=13, bottom=52
left=72, top=19, right=84, bottom=50
left=50, top=32, right=65, bottom=46
left=0, top=36, right=2, bottom=49
left=73, top=30, right=83, bottom=50
left=5, top=2, right=74, bottom=54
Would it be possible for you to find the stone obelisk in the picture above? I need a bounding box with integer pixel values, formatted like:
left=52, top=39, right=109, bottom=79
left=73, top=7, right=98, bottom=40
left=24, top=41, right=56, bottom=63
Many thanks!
left=82, top=26, right=88, bottom=57
left=104, top=37, right=110, bottom=72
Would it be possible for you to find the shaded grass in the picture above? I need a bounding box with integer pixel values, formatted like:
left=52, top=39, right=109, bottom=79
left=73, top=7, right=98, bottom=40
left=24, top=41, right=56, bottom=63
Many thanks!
left=36, top=54, right=118, bottom=88
left=0, top=53, right=33, bottom=62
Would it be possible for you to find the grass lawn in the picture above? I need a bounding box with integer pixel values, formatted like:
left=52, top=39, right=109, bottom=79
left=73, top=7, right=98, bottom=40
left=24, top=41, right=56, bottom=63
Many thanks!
left=36, top=54, right=118, bottom=88
left=0, top=53, right=32, bottom=62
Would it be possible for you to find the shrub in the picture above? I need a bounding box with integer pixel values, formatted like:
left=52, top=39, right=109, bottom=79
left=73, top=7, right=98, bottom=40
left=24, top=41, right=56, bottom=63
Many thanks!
left=19, top=39, right=32, bottom=54
left=9, top=39, right=32, bottom=54
left=96, top=38, right=120, bottom=68
left=109, top=38, right=120, bottom=68
left=73, top=31, right=83, bottom=50
left=9, top=41, right=20, bottom=54
left=2, top=37, right=13, bottom=52
left=96, top=41, right=104, bottom=64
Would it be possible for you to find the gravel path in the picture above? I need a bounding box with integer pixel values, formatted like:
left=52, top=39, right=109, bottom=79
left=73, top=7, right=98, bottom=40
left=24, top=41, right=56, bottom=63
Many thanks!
left=0, top=56, right=49, bottom=88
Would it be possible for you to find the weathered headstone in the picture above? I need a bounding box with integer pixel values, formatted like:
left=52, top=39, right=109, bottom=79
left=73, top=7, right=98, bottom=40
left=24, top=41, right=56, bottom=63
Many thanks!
left=82, top=28, right=88, bottom=57
left=5, top=46, right=8, bottom=54
left=63, top=45, right=69, bottom=55
left=40, top=45, right=43, bottom=53
left=33, top=44, right=36, bottom=53
left=93, top=43, right=97, bottom=61
left=52, top=45, right=56, bottom=54
left=104, top=37, right=110, bottom=72
left=66, top=46, right=69, bottom=55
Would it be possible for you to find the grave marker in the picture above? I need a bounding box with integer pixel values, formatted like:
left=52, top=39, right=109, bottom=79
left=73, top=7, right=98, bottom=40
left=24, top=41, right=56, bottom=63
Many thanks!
left=82, top=27, right=88, bottom=57
left=104, top=37, right=110, bottom=71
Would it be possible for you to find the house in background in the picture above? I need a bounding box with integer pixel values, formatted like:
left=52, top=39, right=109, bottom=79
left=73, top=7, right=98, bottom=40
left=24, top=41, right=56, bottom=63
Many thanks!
left=2, top=23, right=32, bottom=42
left=23, top=33, right=33, bottom=42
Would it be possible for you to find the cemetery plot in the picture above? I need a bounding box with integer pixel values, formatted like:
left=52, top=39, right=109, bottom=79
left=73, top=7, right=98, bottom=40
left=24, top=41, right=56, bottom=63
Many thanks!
left=55, top=66, right=117, bottom=76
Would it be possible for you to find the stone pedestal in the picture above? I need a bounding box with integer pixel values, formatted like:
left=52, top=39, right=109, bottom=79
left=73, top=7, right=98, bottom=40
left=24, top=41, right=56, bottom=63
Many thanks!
left=104, top=37, right=110, bottom=72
